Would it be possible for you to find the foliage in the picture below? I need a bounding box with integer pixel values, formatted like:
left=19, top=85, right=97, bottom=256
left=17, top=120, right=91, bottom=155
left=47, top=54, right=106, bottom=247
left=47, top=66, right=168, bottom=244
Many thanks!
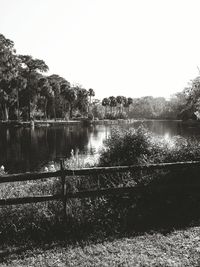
left=101, top=96, right=132, bottom=119
left=0, top=34, right=20, bottom=120
left=0, top=34, right=95, bottom=121
left=2, top=32, right=200, bottom=121
left=88, top=88, right=95, bottom=104
left=0, top=34, right=19, bottom=80
left=99, top=126, right=200, bottom=167
left=74, top=86, right=89, bottom=116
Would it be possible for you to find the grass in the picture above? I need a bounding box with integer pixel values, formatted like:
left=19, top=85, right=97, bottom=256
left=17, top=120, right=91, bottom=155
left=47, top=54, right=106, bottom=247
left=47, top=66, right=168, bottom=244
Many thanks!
left=1, top=226, right=200, bottom=266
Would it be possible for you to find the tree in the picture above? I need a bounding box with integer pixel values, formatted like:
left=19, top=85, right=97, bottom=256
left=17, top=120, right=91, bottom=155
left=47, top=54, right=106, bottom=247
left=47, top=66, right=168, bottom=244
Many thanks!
left=48, top=74, right=68, bottom=119
left=75, top=87, right=88, bottom=115
left=61, top=83, right=77, bottom=119
left=102, top=97, right=110, bottom=116
left=10, top=76, right=27, bottom=120
left=19, top=55, right=49, bottom=120
left=0, top=34, right=20, bottom=120
left=0, top=34, right=19, bottom=80
left=38, top=76, right=54, bottom=119
left=109, top=96, right=117, bottom=114
left=88, top=88, right=95, bottom=114
left=126, top=97, right=133, bottom=113
left=88, top=88, right=95, bottom=104
left=180, top=77, right=200, bottom=120
left=0, top=85, right=9, bottom=120
left=116, top=96, right=124, bottom=113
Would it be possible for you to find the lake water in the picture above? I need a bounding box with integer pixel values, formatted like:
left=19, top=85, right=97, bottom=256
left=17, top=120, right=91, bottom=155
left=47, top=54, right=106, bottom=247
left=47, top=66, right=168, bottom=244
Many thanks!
left=1, top=120, right=200, bottom=173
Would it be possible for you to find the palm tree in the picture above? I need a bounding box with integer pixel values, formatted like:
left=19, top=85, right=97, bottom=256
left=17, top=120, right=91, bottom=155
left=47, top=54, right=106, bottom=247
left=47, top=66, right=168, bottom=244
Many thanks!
left=127, top=97, right=133, bottom=113
left=61, top=84, right=77, bottom=119
left=88, top=88, right=95, bottom=104
left=48, top=75, right=69, bottom=120
left=88, top=88, right=95, bottom=114
left=76, top=87, right=88, bottom=115
left=116, top=96, right=124, bottom=113
left=102, top=97, right=110, bottom=115
left=109, top=96, right=117, bottom=115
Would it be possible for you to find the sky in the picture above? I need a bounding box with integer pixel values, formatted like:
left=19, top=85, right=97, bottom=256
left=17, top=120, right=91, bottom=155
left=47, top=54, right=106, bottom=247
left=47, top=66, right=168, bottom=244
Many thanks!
left=1, top=0, right=200, bottom=100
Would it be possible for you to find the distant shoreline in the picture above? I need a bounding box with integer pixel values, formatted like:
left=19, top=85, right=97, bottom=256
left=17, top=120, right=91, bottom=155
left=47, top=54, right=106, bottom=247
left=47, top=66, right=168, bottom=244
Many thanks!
left=0, top=118, right=185, bottom=128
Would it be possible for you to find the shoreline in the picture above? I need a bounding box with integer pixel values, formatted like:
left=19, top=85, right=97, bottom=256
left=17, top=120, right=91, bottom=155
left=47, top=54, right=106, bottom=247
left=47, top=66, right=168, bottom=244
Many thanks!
left=0, top=118, right=184, bottom=128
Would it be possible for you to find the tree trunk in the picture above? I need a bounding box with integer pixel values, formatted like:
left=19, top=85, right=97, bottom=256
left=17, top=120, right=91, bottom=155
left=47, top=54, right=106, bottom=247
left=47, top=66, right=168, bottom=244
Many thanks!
left=0, top=105, right=3, bottom=120
left=69, top=104, right=73, bottom=119
left=44, top=99, right=47, bottom=120
left=17, top=88, right=20, bottom=120
left=53, top=99, right=56, bottom=121
left=28, top=96, right=31, bottom=121
left=4, top=104, right=9, bottom=121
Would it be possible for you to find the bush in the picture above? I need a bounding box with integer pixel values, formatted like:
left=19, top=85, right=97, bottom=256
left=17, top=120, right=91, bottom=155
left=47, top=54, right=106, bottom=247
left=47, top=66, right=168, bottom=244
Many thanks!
left=99, top=126, right=200, bottom=167
left=96, top=126, right=200, bottom=231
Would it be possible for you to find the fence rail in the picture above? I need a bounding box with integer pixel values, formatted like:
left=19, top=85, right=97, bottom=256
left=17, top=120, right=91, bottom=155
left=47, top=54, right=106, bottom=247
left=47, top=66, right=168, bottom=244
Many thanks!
left=0, top=160, right=200, bottom=211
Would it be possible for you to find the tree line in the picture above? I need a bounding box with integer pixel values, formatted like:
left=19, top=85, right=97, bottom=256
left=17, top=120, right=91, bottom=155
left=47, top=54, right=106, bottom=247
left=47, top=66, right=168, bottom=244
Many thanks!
left=1, top=33, right=200, bottom=122
left=100, top=81, right=200, bottom=120
left=0, top=34, right=95, bottom=121
left=97, top=96, right=182, bottom=120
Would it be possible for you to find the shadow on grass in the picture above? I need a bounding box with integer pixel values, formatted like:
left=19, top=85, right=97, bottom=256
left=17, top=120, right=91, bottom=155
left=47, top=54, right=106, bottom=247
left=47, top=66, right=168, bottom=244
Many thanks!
left=1, top=167, right=200, bottom=262
left=1, top=188, right=200, bottom=263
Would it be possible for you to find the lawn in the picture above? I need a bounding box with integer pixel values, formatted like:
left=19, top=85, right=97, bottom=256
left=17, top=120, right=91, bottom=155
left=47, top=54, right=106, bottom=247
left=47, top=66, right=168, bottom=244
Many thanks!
left=1, top=226, right=200, bottom=266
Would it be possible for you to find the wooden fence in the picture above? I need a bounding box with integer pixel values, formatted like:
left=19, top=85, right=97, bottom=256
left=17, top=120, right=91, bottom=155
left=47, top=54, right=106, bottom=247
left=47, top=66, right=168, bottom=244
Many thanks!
left=0, top=160, right=200, bottom=214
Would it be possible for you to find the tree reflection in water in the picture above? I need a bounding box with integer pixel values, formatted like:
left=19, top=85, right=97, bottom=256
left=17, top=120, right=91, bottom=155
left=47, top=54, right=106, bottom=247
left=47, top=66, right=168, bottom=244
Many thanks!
left=0, top=126, right=95, bottom=173
left=0, top=121, right=199, bottom=173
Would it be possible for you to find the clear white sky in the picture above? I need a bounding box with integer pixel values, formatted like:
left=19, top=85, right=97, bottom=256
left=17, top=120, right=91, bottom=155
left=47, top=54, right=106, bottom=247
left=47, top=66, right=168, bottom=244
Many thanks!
left=1, top=0, right=200, bottom=99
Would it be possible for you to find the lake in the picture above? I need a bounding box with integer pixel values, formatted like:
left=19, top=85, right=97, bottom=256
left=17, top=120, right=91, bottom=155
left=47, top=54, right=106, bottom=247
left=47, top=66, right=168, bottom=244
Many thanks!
left=1, top=120, right=200, bottom=173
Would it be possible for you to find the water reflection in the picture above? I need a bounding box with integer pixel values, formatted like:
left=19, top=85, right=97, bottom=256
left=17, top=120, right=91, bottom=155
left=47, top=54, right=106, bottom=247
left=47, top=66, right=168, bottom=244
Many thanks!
left=0, top=121, right=200, bottom=173
left=0, top=126, right=95, bottom=173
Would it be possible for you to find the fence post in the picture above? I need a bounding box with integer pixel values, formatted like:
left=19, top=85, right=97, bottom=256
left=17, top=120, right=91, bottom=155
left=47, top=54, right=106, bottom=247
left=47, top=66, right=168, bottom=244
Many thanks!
left=60, top=159, right=67, bottom=220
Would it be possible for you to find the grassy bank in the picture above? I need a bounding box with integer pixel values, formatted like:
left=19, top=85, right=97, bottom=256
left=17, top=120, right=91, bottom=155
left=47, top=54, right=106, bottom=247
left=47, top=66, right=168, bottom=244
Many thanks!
left=2, top=226, right=200, bottom=266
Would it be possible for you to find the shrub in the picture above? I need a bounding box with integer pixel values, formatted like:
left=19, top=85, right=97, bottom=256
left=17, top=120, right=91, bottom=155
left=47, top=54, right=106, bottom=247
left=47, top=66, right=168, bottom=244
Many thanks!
left=99, top=126, right=200, bottom=167
left=96, top=126, right=200, bottom=231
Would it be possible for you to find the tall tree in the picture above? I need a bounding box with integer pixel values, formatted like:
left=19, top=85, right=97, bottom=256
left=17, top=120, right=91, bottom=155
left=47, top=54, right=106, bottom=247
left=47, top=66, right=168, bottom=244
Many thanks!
left=88, top=88, right=95, bottom=104
left=61, top=83, right=77, bottom=119
left=75, top=87, right=88, bottom=115
left=19, top=55, right=49, bottom=120
left=126, top=97, right=133, bottom=113
left=109, top=96, right=117, bottom=114
left=0, top=34, right=19, bottom=80
left=0, top=34, right=20, bottom=120
left=38, top=76, right=54, bottom=119
left=116, top=96, right=124, bottom=113
left=102, top=97, right=110, bottom=115
left=48, top=74, right=68, bottom=119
